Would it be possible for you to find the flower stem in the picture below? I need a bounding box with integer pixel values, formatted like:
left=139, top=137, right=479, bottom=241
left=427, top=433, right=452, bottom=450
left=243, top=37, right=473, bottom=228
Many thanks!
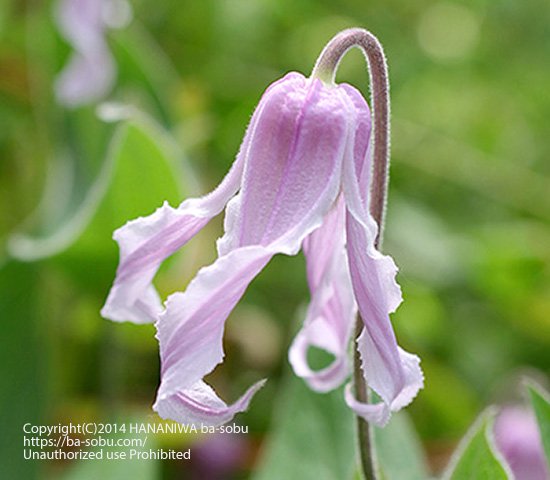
left=353, top=320, right=377, bottom=480
left=312, top=28, right=391, bottom=480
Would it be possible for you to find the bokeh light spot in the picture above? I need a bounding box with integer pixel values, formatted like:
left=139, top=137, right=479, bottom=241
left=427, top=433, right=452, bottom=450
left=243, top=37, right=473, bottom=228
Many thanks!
left=417, top=2, right=480, bottom=62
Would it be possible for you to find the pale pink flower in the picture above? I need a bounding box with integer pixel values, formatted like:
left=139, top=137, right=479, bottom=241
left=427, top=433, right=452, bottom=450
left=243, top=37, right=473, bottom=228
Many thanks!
left=102, top=71, right=423, bottom=427
left=54, top=0, right=131, bottom=107
left=494, top=406, right=549, bottom=480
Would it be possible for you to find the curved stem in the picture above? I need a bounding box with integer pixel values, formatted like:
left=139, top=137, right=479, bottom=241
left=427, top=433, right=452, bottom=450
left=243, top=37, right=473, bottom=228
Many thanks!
left=311, top=28, right=390, bottom=239
left=312, top=28, right=391, bottom=480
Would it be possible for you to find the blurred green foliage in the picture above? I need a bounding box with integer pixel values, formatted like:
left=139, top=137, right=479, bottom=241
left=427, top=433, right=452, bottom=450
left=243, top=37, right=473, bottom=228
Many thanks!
left=529, top=385, right=550, bottom=464
left=443, top=410, right=509, bottom=480
left=1, top=0, right=549, bottom=478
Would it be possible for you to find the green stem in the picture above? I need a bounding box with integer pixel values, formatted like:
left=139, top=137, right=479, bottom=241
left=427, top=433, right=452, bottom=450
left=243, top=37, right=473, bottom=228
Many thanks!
left=312, top=28, right=391, bottom=480
left=353, top=320, right=378, bottom=480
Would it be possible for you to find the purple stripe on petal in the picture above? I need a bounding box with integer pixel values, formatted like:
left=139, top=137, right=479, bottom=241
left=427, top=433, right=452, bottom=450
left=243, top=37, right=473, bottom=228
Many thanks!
left=344, top=205, right=423, bottom=420
left=218, top=73, right=350, bottom=256
left=115, top=207, right=209, bottom=283
left=302, top=195, right=346, bottom=290
left=346, top=213, right=403, bottom=386
left=101, top=203, right=209, bottom=323
left=154, top=246, right=272, bottom=426
left=157, top=246, right=272, bottom=388
left=154, top=379, right=266, bottom=427
left=101, top=133, right=249, bottom=323
left=341, top=83, right=423, bottom=424
left=340, top=84, right=373, bottom=200
left=101, top=60, right=424, bottom=428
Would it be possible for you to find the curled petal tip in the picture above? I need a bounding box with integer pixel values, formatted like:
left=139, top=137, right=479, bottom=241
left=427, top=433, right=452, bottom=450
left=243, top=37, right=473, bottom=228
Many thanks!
left=346, top=343, right=423, bottom=427
left=101, top=148, right=246, bottom=324
left=153, top=379, right=266, bottom=427
left=344, top=383, right=391, bottom=427
left=389, top=348, right=424, bottom=411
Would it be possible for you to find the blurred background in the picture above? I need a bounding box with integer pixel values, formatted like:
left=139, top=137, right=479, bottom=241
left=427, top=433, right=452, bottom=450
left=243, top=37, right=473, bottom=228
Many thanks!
left=1, top=0, right=549, bottom=479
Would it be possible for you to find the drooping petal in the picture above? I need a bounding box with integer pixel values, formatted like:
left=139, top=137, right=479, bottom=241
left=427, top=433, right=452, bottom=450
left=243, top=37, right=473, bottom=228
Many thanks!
left=55, top=50, right=116, bottom=107
left=341, top=85, right=423, bottom=426
left=344, top=383, right=390, bottom=426
left=56, top=0, right=105, bottom=53
left=101, top=73, right=299, bottom=324
left=54, top=0, right=116, bottom=106
left=339, top=84, right=374, bottom=200
left=153, top=246, right=272, bottom=426
left=218, top=73, right=352, bottom=257
left=155, top=379, right=266, bottom=427
left=354, top=325, right=423, bottom=422
left=100, top=156, right=244, bottom=323
left=289, top=197, right=356, bottom=392
left=154, top=74, right=361, bottom=426
left=302, top=196, right=347, bottom=291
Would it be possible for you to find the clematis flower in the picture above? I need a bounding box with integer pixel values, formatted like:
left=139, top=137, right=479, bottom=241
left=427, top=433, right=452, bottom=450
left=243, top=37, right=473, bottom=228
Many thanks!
left=494, top=406, right=549, bottom=480
left=191, top=432, right=247, bottom=480
left=54, top=0, right=131, bottom=107
left=101, top=29, right=423, bottom=427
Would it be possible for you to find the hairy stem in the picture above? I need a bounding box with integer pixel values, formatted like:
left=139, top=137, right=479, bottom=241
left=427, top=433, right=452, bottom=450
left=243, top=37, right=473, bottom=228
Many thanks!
left=312, top=28, right=391, bottom=480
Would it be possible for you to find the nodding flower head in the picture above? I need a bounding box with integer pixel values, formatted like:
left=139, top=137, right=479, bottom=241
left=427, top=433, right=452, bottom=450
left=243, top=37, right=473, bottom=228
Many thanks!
left=101, top=28, right=423, bottom=427
left=54, top=0, right=131, bottom=107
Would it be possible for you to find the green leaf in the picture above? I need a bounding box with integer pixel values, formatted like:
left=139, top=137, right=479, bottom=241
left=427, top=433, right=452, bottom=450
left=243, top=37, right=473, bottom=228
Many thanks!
left=8, top=113, right=185, bottom=275
left=0, top=262, right=44, bottom=480
left=374, top=412, right=429, bottom=480
left=0, top=0, right=11, bottom=39
left=56, top=115, right=187, bottom=290
left=63, top=117, right=183, bottom=255
left=443, top=410, right=510, bottom=480
left=111, top=24, right=181, bottom=126
left=527, top=383, right=550, bottom=465
left=253, top=373, right=355, bottom=480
